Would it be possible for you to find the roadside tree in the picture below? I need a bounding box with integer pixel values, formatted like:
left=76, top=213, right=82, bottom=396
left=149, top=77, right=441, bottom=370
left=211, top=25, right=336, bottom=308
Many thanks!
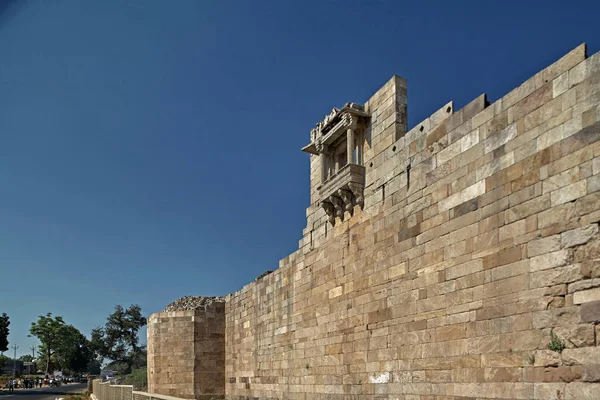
left=90, top=304, right=147, bottom=374
left=29, top=313, right=65, bottom=374
left=0, top=313, right=9, bottom=352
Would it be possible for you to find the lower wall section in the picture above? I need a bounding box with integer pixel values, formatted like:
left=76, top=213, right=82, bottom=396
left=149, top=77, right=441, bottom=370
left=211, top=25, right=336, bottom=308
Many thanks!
left=147, top=304, right=225, bottom=399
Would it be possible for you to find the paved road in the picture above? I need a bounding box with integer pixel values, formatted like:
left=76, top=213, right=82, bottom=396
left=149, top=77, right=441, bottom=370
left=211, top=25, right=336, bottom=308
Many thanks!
left=0, top=383, right=86, bottom=400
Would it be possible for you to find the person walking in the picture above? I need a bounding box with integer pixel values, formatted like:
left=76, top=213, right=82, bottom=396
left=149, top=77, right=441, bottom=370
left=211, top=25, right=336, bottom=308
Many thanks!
left=7, top=379, right=13, bottom=393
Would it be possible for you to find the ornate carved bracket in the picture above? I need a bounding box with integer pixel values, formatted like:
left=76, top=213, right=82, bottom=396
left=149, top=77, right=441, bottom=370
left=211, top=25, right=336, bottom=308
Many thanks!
left=330, top=196, right=344, bottom=219
left=348, top=182, right=364, bottom=208
left=322, top=200, right=335, bottom=224
left=338, top=189, right=354, bottom=212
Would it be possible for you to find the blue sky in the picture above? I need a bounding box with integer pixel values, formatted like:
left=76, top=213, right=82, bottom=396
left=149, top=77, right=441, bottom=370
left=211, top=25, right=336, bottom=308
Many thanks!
left=0, top=0, right=599, bottom=357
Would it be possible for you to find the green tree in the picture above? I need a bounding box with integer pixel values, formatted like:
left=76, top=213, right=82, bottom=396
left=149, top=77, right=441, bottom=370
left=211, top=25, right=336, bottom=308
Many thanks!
left=29, top=313, right=66, bottom=374
left=0, top=313, right=10, bottom=352
left=0, top=354, right=10, bottom=369
left=50, top=324, right=91, bottom=373
left=86, top=359, right=101, bottom=375
left=90, top=305, right=147, bottom=374
left=19, top=354, right=34, bottom=362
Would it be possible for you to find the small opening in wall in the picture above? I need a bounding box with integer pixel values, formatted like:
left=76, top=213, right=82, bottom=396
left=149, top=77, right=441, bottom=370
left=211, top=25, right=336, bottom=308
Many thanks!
left=392, top=146, right=396, bottom=152
left=370, top=162, right=373, bottom=167
left=419, top=125, right=424, bottom=132
left=446, top=106, right=452, bottom=113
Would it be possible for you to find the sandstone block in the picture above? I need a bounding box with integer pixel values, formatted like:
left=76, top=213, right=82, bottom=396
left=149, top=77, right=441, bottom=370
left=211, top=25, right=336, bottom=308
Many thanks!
left=545, top=284, right=567, bottom=296
left=580, top=300, right=600, bottom=322
left=554, top=324, right=596, bottom=348
left=527, top=235, right=561, bottom=257
left=505, top=195, right=550, bottom=224
left=561, top=224, right=598, bottom=248
left=543, top=366, right=583, bottom=384
left=565, top=382, right=600, bottom=399
left=534, top=350, right=561, bottom=367
left=542, top=166, right=579, bottom=194
left=575, top=240, right=600, bottom=263
left=567, top=278, right=600, bottom=293
left=588, top=173, right=600, bottom=193
left=499, top=220, right=526, bottom=242
left=530, top=249, right=572, bottom=272
left=539, top=202, right=576, bottom=229
left=553, top=72, right=570, bottom=98
left=562, top=347, right=600, bottom=365
left=532, top=307, right=581, bottom=329
left=551, top=180, right=588, bottom=206
left=583, top=365, right=600, bottom=382
left=534, top=382, right=566, bottom=400
left=573, top=287, right=600, bottom=304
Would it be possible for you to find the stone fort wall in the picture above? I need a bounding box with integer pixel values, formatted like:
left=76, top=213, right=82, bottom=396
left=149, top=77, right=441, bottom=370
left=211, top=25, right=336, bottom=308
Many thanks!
left=224, top=44, right=600, bottom=400
left=148, top=43, right=600, bottom=400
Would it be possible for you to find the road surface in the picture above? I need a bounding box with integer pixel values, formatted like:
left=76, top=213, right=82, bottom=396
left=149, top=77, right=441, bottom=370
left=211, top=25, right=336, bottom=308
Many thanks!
left=0, top=383, right=86, bottom=400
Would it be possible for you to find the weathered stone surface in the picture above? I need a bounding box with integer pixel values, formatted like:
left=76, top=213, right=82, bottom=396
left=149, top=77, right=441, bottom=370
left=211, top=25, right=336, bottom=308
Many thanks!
left=534, top=382, right=566, bottom=400
left=580, top=300, right=600, bottom=322
left=582, top=365, right=600, bottom=382
left=562, top=347, right=600, bottom=365
left=530, top=249, right=572, bottom=272
left=554, top=324, right=596, bottom=347
left=565, top=382, right=600, bottom=399
left=568, top=278, right=600, bottom=293
left=534, top=350, right=561, bottom=367
left=573, top=287, right=600, bottom=304
left=528, top=235, right=561, bottom=257
left=561, top=225, right=599, bottom=248
left=550, top=180, right=587, bottom=206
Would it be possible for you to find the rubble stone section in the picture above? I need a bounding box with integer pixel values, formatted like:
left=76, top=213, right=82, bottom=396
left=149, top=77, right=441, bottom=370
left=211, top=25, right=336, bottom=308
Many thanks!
left=225, top=43, right=600, bottom=399
left=163, top=296, right=226, bottom=312
left=147, top=301, right=225, bottom=400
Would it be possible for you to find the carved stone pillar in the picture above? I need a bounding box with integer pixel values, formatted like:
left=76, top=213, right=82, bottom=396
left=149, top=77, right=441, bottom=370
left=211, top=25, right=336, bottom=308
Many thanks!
left=320, top=151, right=327, bottom=182
left=347, top=128, right=354, bottom=164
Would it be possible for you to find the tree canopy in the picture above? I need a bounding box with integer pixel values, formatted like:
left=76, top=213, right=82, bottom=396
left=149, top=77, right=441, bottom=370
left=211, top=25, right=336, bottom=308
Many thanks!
left=0, top=313, right=9, bottom=352
left=54, top=324, right=94, bottom=374
left=19, top=354, right=34, bottom=362
left=29, top=313, right=95, bottom=374
left=90, top=304, right=147, bottom=374
left=30, top=313, right=65, bottom=373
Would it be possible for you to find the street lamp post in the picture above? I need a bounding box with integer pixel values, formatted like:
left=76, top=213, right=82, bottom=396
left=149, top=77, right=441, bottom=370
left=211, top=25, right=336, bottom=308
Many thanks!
left=11, top=344, right=19, bottom=378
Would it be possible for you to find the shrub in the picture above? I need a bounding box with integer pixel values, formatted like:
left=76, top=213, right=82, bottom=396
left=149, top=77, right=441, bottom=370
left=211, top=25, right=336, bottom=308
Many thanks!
left=547, top=331, right=565, bottom=353
left=122, top=368, right=147, bottom=390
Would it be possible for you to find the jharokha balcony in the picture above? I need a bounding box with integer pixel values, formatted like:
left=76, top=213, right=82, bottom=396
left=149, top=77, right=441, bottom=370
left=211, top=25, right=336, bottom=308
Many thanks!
left=302, top=102, right=370, bottom=225
left=318, top=163, right=365, bottom=224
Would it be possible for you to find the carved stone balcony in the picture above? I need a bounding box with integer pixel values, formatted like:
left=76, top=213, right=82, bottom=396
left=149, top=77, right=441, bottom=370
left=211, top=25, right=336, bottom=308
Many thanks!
left=319, top=163, right=365, bottom=224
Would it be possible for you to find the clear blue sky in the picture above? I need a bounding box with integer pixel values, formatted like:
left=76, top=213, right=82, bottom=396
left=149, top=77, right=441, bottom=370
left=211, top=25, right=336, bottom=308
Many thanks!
left=1, top=0, right=599, bottom=357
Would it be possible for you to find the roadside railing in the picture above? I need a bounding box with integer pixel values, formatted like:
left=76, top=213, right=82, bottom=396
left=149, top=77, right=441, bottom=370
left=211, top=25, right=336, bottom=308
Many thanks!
left=92, top=380, right=189, bottom=400
left=92, top=380, right=133, bottom=400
